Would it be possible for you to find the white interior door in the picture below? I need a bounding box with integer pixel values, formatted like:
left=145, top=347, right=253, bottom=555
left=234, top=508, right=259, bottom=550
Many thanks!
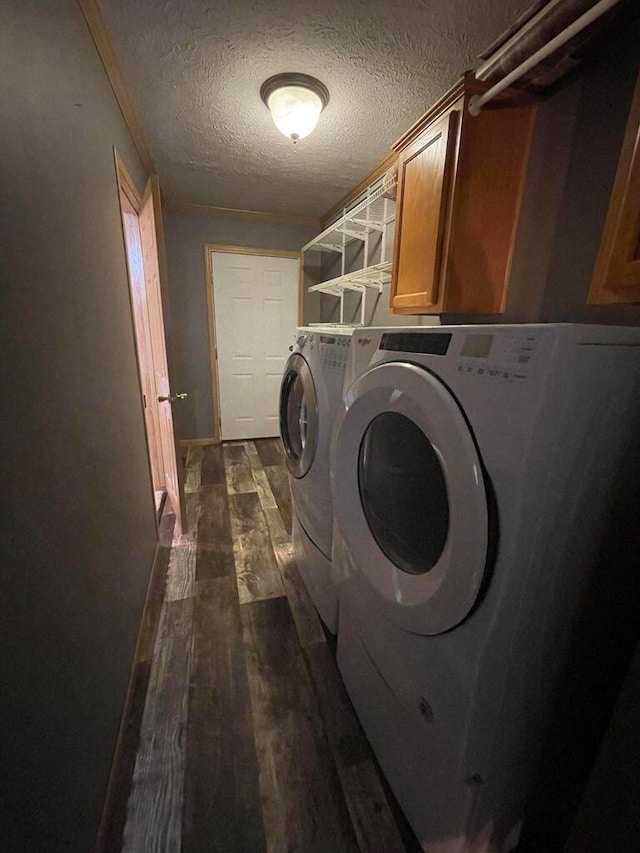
left=212, top=251, right=299, bottom=440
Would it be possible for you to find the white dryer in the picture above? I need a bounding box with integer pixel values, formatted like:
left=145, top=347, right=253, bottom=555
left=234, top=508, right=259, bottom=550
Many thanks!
left=331, top=324, right=640, bottom=852
left=279, top=326, right=355, bottom=631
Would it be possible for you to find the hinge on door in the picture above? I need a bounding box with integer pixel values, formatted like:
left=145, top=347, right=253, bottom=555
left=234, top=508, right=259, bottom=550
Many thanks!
left=143, top=394, right=147, bottom=408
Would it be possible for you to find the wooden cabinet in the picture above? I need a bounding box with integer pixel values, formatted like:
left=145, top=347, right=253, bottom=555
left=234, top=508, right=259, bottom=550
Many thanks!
left=391, top=111, right=456, bottom=312
left=588, top=71, right=640, bottom=304
left=390, top=76, right=536, bottom=315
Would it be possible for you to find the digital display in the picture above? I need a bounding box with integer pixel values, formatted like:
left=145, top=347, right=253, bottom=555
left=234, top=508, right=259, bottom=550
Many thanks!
left=461, top=334, right=494, bottom=359
left=319, top=336, right=336, bottom=345
left=379, top=332, right=452, bottom=356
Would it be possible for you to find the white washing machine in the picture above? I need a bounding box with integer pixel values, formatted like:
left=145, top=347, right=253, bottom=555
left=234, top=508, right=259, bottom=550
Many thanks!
left=279, top=326, right=355, bottom=631
left=331, top=324, right=640, bottom=852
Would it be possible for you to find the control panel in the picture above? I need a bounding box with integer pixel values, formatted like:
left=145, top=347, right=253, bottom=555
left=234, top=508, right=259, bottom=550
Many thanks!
left=320, top=334, right=351, bottom=374
left=457, top=331, right=540, bottom=382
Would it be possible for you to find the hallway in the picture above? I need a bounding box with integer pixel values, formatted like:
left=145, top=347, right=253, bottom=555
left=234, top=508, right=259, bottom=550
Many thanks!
left=120, top=440, right=418, bottom=851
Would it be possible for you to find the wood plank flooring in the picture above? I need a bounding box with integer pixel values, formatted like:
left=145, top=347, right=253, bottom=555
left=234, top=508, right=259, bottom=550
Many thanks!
left=120, top=438, right=418, bottom=852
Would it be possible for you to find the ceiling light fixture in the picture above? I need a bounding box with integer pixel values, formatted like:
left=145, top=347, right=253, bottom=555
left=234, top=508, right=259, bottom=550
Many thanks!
left=260, top=73, right=329, bottom=143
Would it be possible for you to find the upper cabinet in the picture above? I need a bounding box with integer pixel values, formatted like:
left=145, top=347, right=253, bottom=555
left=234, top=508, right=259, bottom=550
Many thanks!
left=390, top=76, right=536, bottom=315
left=588, top=71, right=640, bottom=305
left=390, top=111, right=456, bottom=313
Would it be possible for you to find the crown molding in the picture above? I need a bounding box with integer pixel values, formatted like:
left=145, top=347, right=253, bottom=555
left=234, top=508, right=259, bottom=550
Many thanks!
left=165, top=200, right=320, bottom=228
left=77, top=0, right=154, bottom=175
left=392, top=77, right=467, bottom=152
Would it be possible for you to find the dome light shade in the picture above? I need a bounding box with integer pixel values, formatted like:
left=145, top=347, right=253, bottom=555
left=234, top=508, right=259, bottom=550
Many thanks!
left=267, top=85, right=322, bottom=140
left=260, top=74, right=329, bottom=142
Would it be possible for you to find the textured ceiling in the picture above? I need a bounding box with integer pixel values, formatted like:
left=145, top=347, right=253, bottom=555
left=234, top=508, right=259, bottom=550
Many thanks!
left=97, top=0, right=534, bottom=217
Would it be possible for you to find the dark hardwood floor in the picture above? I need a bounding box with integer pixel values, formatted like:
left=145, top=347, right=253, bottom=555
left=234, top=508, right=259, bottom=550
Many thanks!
left=120, top=439, right=418, bottom=852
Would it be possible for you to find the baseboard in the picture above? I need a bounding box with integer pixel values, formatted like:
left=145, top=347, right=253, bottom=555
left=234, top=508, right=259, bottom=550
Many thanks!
left=95, top=509, right=175, bottom=852
left=180, top=436, right=220, bottom=447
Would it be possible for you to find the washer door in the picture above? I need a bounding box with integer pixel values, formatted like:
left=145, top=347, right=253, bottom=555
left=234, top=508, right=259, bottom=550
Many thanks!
left=279, top=353, right=318, bottom=479
left=332, top=361, right=489, bottom=635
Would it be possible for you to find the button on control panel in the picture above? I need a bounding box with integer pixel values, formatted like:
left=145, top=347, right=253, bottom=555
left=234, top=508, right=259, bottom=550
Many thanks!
left=320, top=335, right=351, bottom=373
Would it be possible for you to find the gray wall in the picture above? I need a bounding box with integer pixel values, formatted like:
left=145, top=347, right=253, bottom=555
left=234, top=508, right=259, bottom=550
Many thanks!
left=164, top=209, right=317, bottom=439
left=0, top=1, right=156, bottom=849
left=443, top=17, right=640, bottom=327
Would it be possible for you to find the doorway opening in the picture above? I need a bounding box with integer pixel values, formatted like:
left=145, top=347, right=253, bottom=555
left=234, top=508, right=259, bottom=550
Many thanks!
left=205, top=245, right=301, bottom=442
left=115, top=152, right=185, bottom=533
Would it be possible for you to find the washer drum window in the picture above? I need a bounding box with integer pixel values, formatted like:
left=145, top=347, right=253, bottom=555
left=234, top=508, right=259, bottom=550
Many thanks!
left=332, top=360, right=489, bottom=635
left=279, top=353, right=318, bottom=479
left=358, top=411, right=449, bottom=576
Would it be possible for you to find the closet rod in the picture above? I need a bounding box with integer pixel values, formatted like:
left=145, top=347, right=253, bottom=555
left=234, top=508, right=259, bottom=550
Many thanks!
left=469, top=0, right=622, bottom=115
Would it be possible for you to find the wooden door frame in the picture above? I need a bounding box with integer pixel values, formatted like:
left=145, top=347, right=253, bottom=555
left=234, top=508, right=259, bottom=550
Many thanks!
left=204, top=243, right=302, bottom=443
left=113, top=148, right=163, bottom=524
left=115, top=150, right=142, bottom=212
left=99, top=151, right=165, bottom=853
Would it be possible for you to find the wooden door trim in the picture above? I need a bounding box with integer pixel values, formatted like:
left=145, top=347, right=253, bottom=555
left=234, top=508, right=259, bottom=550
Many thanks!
left=115, top=149, right=142, bottom=213
left=204, top=244, right=301, bottom=443
left=204, top=246, right=223, bottom=443
left=113, top=148, right=161, bottom=529
left=144, top=176, right=187, bottom=531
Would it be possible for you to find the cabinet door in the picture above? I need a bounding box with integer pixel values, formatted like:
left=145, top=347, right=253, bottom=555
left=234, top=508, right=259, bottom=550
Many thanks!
left=390, top=110, right=457, bottom=312
left=589, top=72, right=640, bottom=304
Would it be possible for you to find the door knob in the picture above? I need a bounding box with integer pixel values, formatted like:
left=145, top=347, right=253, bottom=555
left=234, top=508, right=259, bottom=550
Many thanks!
left=158, top=393, right=188, bottom=403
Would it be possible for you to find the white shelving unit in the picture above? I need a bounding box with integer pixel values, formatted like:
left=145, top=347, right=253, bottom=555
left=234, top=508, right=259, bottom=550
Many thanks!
left=308, top=262, right=392, bottom=326
left=302, top=173, right=397, bottom=326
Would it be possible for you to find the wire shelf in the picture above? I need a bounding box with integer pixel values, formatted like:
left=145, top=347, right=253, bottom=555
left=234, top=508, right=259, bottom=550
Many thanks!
left=301, top=177, right=397, bottom=254
left=308, top=261, right=392, bottom=296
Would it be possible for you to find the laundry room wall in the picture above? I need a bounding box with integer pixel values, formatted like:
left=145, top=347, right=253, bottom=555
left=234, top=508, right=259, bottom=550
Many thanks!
left=163, top=209, right=317, bottom=440
left=442, top=16, right=640, bottom=327
left=1, top=0, right=157, bottom=849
